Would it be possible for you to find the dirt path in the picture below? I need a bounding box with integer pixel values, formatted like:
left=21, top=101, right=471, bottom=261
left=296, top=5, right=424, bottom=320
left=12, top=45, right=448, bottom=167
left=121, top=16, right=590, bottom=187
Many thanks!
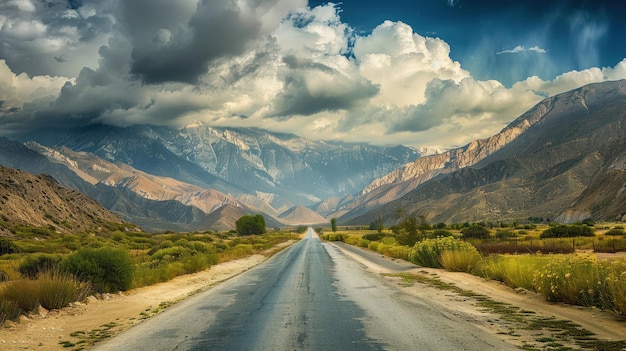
left=1, top=242, right=625, bottom=351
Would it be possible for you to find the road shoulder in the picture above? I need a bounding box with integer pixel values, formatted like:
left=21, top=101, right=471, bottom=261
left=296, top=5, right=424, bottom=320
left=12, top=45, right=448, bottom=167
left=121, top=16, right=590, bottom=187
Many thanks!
left=330, top=241, right=626, bottom=347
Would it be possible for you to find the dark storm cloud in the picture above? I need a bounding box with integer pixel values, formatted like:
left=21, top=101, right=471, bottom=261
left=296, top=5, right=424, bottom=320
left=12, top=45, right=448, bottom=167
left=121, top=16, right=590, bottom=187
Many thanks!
left=268, top=55, right=379, bottom=118
left=124, top=0, right=262, bottom=84
left=0, top=1, right=114, bottom=77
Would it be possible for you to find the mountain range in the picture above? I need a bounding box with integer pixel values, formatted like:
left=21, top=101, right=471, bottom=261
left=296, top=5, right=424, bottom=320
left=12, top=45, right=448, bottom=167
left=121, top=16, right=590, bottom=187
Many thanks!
left=0, top=124, right=420, bottom=231
left=1, top=80, right=625, bottom=231
left=344, top=79, right=626, bottom=225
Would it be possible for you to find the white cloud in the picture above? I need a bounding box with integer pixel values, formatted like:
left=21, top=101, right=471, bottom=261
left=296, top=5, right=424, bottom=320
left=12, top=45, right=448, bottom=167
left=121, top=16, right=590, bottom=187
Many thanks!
left=497, top=45, right=547, bottom=55
left=528, top=46, right=547, bottom=53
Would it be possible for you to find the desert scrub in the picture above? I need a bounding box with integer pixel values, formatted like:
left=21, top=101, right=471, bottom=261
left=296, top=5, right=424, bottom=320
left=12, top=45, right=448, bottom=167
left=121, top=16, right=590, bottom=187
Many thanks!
left=439, top=249, right=481, bottom=273
left=62, top=247, right=134, bottom=293
left=18, top=253, right=62, bottom=279
left=531, top=254, right=626, bottom=314
left=408, top=237, right=480, bottom=270
left=473, top=254, right=549, bottom=290
left=0, top=270, right=90, bottom=312
left=322, top=233, right=345, bottom=242
left=0, top=298, right=21, bottom=324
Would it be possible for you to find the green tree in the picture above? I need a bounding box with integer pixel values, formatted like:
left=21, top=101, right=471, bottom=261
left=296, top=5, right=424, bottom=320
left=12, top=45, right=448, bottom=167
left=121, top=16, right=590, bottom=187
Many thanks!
left=393, top=215, right=430, bottom=246
left=331, top=218, right=337, bottom=233
left=375, top=216, right=383, bottom=234
left=235, top=214, right=267, bottom=235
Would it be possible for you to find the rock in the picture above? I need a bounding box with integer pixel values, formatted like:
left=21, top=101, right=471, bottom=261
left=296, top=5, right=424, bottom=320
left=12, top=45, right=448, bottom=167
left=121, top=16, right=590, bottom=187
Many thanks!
left=18, top=315, right=29, bottom=324
left=85, top=296, right=99, bottom=305
left=37, top=306, right=49, bottom=318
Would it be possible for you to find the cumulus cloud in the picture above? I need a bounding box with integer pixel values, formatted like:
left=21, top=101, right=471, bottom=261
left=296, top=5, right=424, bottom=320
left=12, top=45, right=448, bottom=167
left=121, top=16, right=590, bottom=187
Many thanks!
left=0, top=2, right=625, bottom=149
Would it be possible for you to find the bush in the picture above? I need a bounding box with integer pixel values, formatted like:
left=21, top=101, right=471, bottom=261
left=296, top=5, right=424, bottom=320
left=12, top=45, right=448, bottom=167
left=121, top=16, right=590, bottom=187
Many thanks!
left=235, top=214, right=266, bottom=235
left=605, top=228, right=625, bottom=236
left=540, top=225, right=595, bottom=238
left=0, top=238, right=19, bottom=255
left=362, top=233, right=387, bottom=241
left=62, top=247, right=134, bottom=293
left=35, top=271, right=91, bottom=310
left=408, top=237, right=480, bottom=269
left=0, top=299, right=21, bottom=324
left=439, top=249, right=481, bottom=273
left=18, top=254, right=62, bottom=279
left=460, top=225, right=490, bottom=239
left=322, top=233, right=345, bottom=242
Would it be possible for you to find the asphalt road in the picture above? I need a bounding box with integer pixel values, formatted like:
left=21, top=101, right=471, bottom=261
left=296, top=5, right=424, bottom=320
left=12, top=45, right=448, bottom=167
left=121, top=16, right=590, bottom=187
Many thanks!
left=92, top=229, right=515, bottom=350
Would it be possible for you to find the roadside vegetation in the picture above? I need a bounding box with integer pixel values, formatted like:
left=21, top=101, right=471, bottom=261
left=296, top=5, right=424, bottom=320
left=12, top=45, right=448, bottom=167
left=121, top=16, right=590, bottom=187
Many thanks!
left=0, top=219, right=297, bottom=325
left=323, top=217, right=626, bottom=316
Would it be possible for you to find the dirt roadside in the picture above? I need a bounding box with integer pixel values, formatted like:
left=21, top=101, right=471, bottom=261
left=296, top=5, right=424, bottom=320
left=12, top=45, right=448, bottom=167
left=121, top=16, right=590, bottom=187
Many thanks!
left=1, top=242, right=625, bottom=351
left=336, top=244, right=626, bottom=349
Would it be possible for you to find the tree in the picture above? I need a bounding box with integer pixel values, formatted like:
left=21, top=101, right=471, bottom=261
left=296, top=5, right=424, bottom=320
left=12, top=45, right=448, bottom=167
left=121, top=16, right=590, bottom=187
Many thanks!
left=235, top=214, right=267, bottom=235
left=331, top=218, right=337, bottom=233
left=393, top=215, right=430, bottom=246
left=369, top=216, right=383, bottom=234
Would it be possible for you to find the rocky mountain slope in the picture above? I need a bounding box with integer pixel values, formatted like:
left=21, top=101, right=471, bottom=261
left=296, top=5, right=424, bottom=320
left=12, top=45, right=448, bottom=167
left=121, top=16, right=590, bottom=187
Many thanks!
left=278, top=205, right=327, bottom=226
left=346, top=79, right=626, bottom=224
left=5, top=123, right=419, bottom=230
left=335, top=96, right=551, bottom=219
left=0, top=138, right=272, bottom=232
left=0, top=166, right=125, bottom=235
left=20, top=123, right=420, bottom=213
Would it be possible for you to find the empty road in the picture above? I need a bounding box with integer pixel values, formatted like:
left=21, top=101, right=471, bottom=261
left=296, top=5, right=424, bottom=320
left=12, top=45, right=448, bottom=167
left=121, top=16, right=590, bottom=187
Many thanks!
left=92, top=229, right=515, bottom=350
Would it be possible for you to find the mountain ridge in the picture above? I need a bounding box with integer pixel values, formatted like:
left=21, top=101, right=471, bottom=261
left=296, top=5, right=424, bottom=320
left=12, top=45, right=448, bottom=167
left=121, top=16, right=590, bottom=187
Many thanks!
left=345, top=79, right=626, bottom=225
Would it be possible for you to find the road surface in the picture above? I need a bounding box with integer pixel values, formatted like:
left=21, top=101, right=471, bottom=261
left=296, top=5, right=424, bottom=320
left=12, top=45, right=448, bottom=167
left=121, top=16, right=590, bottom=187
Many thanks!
left=92, top=229, right=515, bottom=350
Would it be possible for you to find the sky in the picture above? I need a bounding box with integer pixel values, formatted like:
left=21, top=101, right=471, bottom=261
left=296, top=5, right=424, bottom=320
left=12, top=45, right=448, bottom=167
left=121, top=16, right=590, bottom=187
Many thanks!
left=1, top=0, right=626, bottom=150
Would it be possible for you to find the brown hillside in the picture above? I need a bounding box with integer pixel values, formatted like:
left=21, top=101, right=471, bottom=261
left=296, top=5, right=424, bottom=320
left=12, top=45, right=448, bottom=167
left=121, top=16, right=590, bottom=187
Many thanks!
left=0, top=166, right=125, bottom=235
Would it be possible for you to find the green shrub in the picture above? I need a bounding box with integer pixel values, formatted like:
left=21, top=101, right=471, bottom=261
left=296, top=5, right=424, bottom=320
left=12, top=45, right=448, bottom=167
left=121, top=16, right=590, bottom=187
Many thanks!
left=409, top=237, right=480, bottom=269
left=495, top=230, right=516, bottom=239
left=62, top=247, right=134, bottom=293
left=2, top=279, right=41, bottom=311
left=358, top=239, right=370, bottom=248
left=439, top=249, right=481, bottom=272
left=362, top=233, right=386, bottom=241
left=18, top=254, right=62, bottom=279
left=540, top=225, right=595, bottom=238
left=0, top=238, right=20, bottom=255
left=151, top=246, right=194, bottom=262
left=532, top=255, right=606, bottom=307
left=36, top=271, right=91, bottom=310
left=0, top=298, right=21, bottom=324
left=367, top=241, right=380, bottom=252
left=322, top=233, right=345, bottom=242
left=460, top=225, right=490, bottom=239
left=605, top=228, right=625, bottom=236
left=473, top=254, right=548, bottom=290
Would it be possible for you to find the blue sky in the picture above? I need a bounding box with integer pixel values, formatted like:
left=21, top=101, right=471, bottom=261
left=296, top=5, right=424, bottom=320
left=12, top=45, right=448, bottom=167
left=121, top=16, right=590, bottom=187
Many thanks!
left=1, top=0, right=625, bottom=149
left=311, top=0, right=626, bottom=86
